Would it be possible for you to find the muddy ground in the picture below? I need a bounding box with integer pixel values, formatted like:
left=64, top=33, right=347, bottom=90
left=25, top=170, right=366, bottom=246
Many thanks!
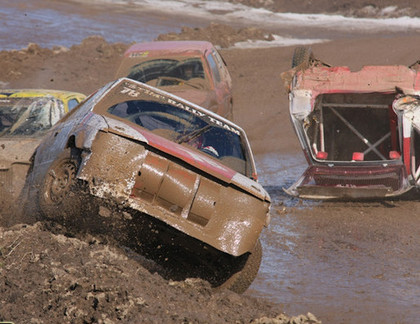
left=0, top=222, right=292, bottom=323
left=1, top=1, right=420, bottom=323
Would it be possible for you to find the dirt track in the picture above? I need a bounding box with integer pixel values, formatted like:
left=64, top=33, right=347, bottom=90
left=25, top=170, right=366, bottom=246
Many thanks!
left=1, top=1, right=420, bottom=323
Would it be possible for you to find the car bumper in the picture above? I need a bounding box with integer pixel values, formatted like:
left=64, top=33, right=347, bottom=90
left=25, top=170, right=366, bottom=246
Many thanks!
left=78, top=131, right=269, bottom=256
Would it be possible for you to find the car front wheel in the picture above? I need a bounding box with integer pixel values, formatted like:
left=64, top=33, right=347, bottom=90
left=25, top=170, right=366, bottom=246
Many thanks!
left=218, top=239, right=263, bottom=294
left=38, top=147, right=82, bottom=221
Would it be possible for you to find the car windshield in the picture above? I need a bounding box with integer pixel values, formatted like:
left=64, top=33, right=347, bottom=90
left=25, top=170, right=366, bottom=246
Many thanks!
left=0, top=97, right=64, bottom=137
left=127, top=58, right=208, bottom=89
left=108, top=100, right=251, bottom=176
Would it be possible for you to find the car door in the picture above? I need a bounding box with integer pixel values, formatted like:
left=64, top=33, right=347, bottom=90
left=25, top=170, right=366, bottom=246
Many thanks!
left=393, top=95, right=420, bottom=186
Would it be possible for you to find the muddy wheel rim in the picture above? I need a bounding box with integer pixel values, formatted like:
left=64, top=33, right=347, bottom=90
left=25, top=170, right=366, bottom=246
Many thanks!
left=47, top=160, right=77, bottom=204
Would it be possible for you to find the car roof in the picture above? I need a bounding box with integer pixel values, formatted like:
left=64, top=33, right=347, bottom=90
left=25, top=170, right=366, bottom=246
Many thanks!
left=124, top=41, right=215, bottom=58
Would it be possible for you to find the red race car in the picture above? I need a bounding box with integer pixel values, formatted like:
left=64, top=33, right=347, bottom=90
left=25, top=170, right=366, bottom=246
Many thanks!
left=115, top=41, right=233, bottom=120
left=283, top=47, right=420, bottom=200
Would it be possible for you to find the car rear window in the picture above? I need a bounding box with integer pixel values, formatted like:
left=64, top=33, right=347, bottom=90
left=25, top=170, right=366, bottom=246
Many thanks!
left=127, top=58, right=206, bottom=84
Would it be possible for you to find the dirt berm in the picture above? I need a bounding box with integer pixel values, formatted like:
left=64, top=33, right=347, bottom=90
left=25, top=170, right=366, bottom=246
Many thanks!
left=1, top=222, right=319, bottom=323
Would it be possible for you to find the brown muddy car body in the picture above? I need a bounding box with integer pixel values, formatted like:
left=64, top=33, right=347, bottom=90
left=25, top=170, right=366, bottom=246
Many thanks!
left=24, top=78, right=271, bottom=293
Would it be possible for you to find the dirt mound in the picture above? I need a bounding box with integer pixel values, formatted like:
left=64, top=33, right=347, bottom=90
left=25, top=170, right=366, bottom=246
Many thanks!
left=0, top=222, right=320, bottom=323
left=156, top=23, right=274, bottom=48
left=0, top=23, right=273, bottom=93
left=0, top=36, right=129, bottom=94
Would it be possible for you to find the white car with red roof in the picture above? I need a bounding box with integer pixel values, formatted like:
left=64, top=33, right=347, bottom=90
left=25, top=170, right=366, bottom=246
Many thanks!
left=24, top=78, right=271, bottom=293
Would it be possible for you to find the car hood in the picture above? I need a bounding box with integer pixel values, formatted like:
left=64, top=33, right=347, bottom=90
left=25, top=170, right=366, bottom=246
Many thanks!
left=104, top=117, right=269, bottom=202
left=0, top=137, right=41, bottom=169
left=164, top=88, right=212, bottom=109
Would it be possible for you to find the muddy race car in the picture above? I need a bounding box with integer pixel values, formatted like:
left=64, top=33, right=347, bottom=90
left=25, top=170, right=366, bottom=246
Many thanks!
left=115, top=41, right=233, bottom=120
left=0, top=89, right=85, bottom=211
left=24, top=78, right=271, bottom=293
left=282, top=47, right=420, bottom=200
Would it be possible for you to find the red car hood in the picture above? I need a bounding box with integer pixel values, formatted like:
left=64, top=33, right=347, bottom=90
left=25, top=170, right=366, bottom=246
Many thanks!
left=165, top=88, right=212, bottom=109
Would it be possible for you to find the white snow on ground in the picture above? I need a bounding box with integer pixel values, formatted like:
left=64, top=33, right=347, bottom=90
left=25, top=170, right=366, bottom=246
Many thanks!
left=233, top=35, right=328, bottom=49
left=75, top=0, right=420, bottom=48
left=2, top=0, right=419, bottom=50
left=93, top=0, right=420, bottom=33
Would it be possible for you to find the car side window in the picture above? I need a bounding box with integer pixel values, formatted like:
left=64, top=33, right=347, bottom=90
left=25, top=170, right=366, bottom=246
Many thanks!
left=213, top=50, right=230, bottom=81
left=206, top=53, right=221, bottom=84
left=67, top=98, right=80, bottom=111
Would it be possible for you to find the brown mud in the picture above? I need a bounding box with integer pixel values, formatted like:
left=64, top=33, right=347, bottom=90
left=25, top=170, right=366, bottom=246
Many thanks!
left=0, top=222, right=285, bottom=323
left=1, top=1, right=420, bottom=323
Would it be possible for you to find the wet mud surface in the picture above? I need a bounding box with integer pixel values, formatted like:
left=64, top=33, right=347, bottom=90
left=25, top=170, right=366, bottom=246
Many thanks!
left=252, top=153, right=420, bottom=323
left=0, top=0, right=209, bottom=51
left=1, top=1, right=420, bottom=322
left=258, top=193, right=420, bottom=323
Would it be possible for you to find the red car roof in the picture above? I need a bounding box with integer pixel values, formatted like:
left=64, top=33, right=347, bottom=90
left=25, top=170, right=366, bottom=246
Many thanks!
left=124, top=41, right=214, bottom=57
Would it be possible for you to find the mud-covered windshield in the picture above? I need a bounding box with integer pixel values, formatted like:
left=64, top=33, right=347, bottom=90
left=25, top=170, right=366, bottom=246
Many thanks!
left=108, top=100, right=251, bottom=176
left=127, top=57, right=208, bottom=90
left=0, top=97, right=65, bottom=137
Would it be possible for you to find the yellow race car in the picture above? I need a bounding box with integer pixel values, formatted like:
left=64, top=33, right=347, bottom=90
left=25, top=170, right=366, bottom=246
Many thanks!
left=0, top=89, right=86, bottom=214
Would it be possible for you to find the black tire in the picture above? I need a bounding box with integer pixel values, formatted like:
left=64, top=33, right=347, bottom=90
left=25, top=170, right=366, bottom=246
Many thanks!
left=218, top=239, right=263, bottom=294
left=291, top=46, right=313, bottom=68
left=38, top=147, right=82, bottom=221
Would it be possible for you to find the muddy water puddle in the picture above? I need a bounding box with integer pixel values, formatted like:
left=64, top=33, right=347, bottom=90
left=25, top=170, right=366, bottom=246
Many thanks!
left=0, top=0, right=207, bottom=51
left=249, top=152, right=420, bottom=323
